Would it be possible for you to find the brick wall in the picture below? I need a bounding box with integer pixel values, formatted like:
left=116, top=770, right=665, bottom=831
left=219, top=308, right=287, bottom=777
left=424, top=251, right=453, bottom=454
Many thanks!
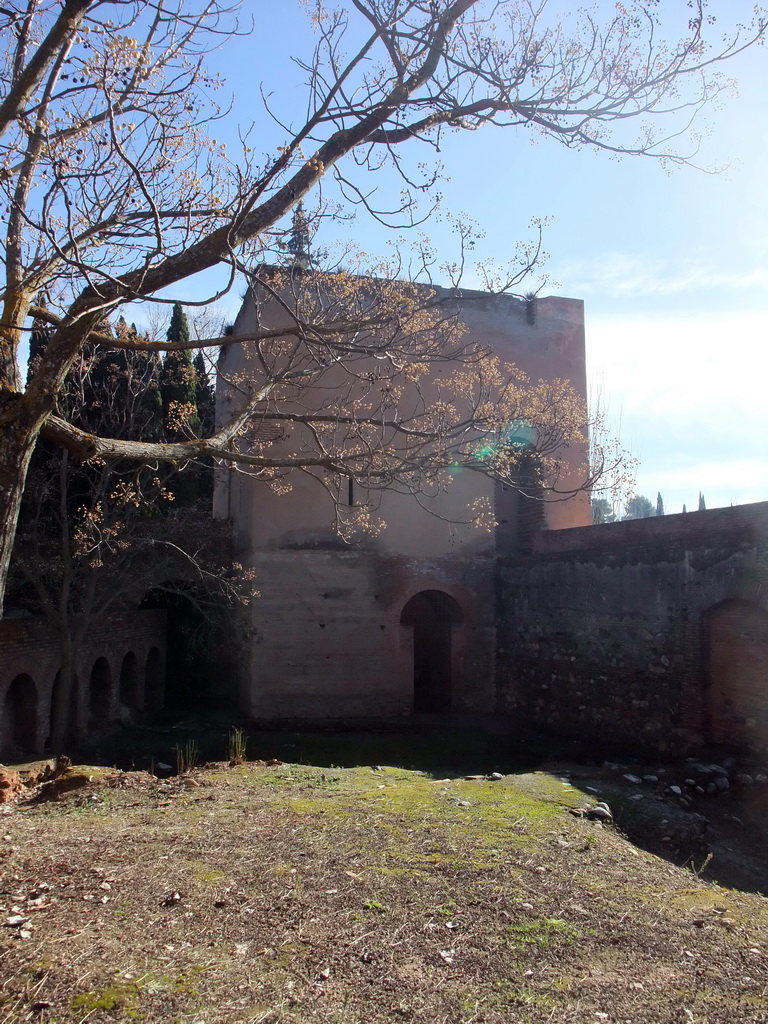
left=497, top=502, right=768, bottom=757
left=0, top=611, right=166, bottom=757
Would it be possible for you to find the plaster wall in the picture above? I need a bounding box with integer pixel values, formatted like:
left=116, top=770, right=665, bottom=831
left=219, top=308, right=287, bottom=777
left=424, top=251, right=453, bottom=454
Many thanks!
left=215, top=290, right=591, bottom=558
left=238, top=550, right=495, bottom=721
left=214, top=288, right=590, bottom=721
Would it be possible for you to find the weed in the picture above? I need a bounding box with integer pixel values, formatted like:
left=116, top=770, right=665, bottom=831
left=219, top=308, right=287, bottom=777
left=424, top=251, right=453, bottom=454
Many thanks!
left=175, top=739, right=198, bottom=775
left=228, top=727, right=248, bottom=764
left=363, top=900, right=386, bottom=913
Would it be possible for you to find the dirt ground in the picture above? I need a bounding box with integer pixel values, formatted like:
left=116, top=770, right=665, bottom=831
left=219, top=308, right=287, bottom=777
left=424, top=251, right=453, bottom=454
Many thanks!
left=1, top=758, right=767, bottom=1023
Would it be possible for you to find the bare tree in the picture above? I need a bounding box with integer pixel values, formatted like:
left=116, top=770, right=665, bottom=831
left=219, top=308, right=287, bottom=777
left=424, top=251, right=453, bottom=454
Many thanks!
left=1, top=0, right=765, bottom=611
left=10, top=336, right=253, bottom=747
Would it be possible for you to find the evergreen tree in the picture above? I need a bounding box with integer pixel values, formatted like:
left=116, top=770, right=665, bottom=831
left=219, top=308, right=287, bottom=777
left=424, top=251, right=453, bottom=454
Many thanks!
left=167, top=302, right=191, bottom=346
left=591, top=497, right=615, bottom=524
left=698, top=492, right=706, bottom=511
left=161, top=304, right=198, bottom=431
left=623, top=494, right=655, bottom=520
left=287, top=200, right=311, bottom=270
left=656, top=492, right=664, bottom=516
left=194, top=351, right=216, bottom=437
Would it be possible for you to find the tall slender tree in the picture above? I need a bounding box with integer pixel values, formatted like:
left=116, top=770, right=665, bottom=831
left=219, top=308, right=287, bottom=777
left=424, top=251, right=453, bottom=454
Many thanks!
left=656, top=492, right=665, bottom=517
left=161, top=305, right=198, bottom=434
left=287, top=201, right=312, bottom=270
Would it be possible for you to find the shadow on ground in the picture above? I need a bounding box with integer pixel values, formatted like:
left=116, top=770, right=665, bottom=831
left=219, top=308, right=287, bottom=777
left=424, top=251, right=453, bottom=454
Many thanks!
left=81, top=708, right=586, bottom=777
left=77, top=710, right=768, bottom=898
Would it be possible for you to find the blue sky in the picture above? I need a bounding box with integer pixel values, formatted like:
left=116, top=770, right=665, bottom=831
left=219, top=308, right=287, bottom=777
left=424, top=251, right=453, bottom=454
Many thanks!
left=190, top=0, right=768, bottom=514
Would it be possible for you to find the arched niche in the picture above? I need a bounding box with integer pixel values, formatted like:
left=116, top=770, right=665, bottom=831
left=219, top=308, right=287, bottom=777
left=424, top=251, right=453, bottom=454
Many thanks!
left=702, top=598, right=768, bottom=750
left=3, top=673, right=38, bottom=755
left=119, top=651, right=140, bottom=709
left=400, top=590, right=464, bottom=713
left=88, top=657, right=112, bottom=728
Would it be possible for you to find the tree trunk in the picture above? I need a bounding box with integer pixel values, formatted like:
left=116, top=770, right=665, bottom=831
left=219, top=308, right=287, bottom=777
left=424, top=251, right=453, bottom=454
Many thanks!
left=49, top=629, right=77, bottom=753
left=0, top=414, right=39, bottom=617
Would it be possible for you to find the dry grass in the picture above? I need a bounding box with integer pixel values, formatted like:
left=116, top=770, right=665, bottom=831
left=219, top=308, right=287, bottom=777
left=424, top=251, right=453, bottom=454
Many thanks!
left=1, top=761, right=767, bottom=1023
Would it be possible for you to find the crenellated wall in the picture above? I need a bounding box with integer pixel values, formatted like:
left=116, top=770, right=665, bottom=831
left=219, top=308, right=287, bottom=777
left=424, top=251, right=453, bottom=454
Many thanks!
left=497, top=502, right=768, bottom=757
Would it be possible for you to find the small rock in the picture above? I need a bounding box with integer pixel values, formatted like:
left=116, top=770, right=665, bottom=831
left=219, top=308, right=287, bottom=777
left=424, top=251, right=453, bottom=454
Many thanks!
left=586, top=805, right=613, bottom=823
left=755, top=774, right=768, bottom=784
left=623, top=774, right=642, bottom=785
left=669, top=785, right=682, bottom=796
left=0, top=769, right=23, bottom=804
left=642, top=775, right=659, bottom=784
left=714, top=776, right=730, bottom=791
left=156, top=762, right=174, bottom=772
left=629, top=793, right=643, bottom=801
left=487, top=772, right=503, bottom=781
left=735, top=774, right=754, bottom=786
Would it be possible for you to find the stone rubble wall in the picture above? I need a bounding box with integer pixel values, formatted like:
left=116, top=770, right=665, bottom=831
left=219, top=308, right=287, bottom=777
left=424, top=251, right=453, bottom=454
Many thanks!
left=497, top=502, right=768, bottom=757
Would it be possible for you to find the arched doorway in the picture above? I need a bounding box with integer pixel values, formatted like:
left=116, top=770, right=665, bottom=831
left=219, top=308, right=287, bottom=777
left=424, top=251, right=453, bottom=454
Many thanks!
left=3, top=674, right=38, bottom=755
left=89, top=657, right=112, bottom=729
left=401, top=590, right=463, bottom=713
left=703, top=599, right=768, bottom=750
left=119, top=652, right=140, bottom=709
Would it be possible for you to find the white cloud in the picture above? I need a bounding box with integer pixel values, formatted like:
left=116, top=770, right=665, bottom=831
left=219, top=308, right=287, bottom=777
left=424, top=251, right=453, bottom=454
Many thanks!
left=587, top=309, right=768, bottom=510
left=555, top=252, right=768, bottom=300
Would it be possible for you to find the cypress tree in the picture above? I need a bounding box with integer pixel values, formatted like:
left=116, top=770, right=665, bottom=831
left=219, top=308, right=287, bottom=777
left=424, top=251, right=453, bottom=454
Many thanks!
left=167, top=302, right=190, bottom=346
left=656, top=492, right=664, bottom=516
left=287, top=201, right=311, bottom=270
left=698, top=492, right=706, bottom=511
left=161, top=304, right=198, bottom=428
left=194, top=350, right=216, bottom=437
